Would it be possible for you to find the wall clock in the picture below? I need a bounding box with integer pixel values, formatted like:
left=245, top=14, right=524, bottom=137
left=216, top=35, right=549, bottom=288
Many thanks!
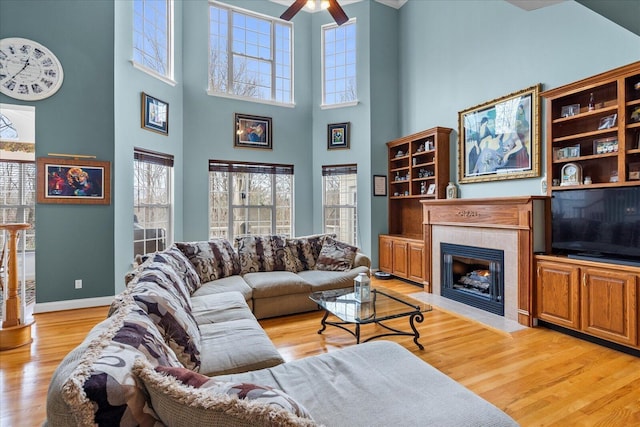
left=560, top=162, right=582, bottom=186
left=0, top=37, right=64, bottom=101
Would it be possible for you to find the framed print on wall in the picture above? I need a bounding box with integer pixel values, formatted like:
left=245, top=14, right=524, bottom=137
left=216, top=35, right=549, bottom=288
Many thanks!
left=373, top=175, right=387, bottom=196
left=37, top=157, right=111, bottom=205
left=327, top=122, right=350, bottom=150
left=234, top=113, right=273, bottom=149
left=458, top=84, right=541, bottom=183
left=141, top=92, right=169, bottom=135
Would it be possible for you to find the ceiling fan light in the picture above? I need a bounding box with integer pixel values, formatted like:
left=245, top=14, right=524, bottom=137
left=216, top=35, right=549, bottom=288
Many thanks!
left=320, top=0, right=329, bottom=10
left=306, top=0, right=315, bottom=10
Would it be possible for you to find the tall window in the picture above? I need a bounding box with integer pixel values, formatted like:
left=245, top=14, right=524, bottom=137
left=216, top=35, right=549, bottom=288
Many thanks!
left=133, top=0, right=173, bottom=80
left=209, top=1, right=293, bottom=104
left=322, top=164, right=357, bottom=245
left=0, top=160, right=36, bottom=251
left=209, top=161, right=294, bottom=240
left=322, top=19, right=357, bottom=107
left=133, top=148, right=173, bottom=257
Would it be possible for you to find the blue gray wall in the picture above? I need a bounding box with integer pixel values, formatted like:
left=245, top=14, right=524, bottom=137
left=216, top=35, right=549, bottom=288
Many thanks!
left=1, top=0, right=638, bottom=306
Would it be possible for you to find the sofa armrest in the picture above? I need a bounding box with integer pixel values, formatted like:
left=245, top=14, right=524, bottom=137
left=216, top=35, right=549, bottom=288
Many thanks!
left=353, top=252, right=371, bottom=270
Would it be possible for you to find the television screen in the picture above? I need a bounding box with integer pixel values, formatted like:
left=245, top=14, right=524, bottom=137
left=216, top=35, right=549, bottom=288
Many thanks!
left=551, top=187, right=640, bottom=262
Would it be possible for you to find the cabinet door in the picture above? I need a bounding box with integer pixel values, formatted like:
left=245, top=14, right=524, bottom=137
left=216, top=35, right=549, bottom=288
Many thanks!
left=392, top=240, right=408, bottom=278
left=536, top=261, right=580, bottom=329
left=378, top=236, right=393, bottom=273
left=407, top=243, right=425, bottom=283
left=581, top=268, right=637, bottom=347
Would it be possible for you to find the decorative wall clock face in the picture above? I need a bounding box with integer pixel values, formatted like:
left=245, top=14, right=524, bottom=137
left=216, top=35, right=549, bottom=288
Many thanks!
left=0, top=37, right=64, bottom=101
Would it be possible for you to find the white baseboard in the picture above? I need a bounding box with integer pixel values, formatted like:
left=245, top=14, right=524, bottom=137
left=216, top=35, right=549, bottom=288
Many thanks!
left=34, top=296, right=114, bottom=313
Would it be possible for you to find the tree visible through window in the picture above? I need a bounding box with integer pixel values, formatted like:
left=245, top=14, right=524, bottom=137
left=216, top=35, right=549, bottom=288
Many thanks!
left=209, top=161, right=293, bottom=240
left=133, top=0, right=173, bottom=79
left=322, top=20, right=356, bottom=106
left=134, top=149, right=173, bottom=257
left=322, top=164, right=357, bottom=246
left=208, top=1, right=293, bottom=104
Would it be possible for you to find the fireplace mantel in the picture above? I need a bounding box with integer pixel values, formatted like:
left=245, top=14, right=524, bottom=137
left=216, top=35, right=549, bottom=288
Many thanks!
left=421, top=196, right=549, bottom=326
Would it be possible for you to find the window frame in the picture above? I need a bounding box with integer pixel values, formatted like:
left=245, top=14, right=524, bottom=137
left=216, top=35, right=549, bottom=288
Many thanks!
left=133, top=148, right=174, bottom=257
left=322, top=164, right=358, bottom=246
left=209, top=160, right=294, bottom=241
left=132, top=0, right=176, bottom=85
left=207, top=1, right=294, bottom=107
left=321, top=18, right=358, bottom=109
left=0, top=160, right=36, bottom=252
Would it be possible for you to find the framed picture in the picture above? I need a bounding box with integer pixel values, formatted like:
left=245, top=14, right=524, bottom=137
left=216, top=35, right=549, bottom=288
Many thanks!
left=458, top=84, right=541, bottom=183
left=427, top=183, right=436, bottom=195
left=141, top=93, right=169, bottom=135
left=567, top=144, right=580, bottom=158
left=598, top=113, right=617, bottom=130
left=629, top=106, right=640, bottom=123
left=560, top=104, right=580, bottom=118
left=593, top=137, right=618, bottom=154
left=373, top=175, right=387, bottom=196
left=37, top=157, right=111, bottom=205
left=327, top=122, right=350, bottom=150
left=234, top=113, right=272, bottom=149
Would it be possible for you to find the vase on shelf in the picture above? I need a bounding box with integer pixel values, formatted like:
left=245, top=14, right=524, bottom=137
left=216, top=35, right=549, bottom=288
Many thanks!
left=446, top=182, right=457, bottom=199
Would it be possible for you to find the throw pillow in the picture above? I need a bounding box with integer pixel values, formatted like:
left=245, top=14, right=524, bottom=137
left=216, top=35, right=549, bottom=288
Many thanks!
left=236, top=235, right=295, bottom=274
left=176, top=239, right=240, bottom=283
left=315, top=237, right=358, bottom=271
left=134, top=360, right=316, bottom=427
left=153, top=244, right=202, bottom=294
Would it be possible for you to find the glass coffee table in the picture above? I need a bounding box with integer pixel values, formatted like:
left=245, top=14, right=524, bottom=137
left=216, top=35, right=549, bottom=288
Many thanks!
left=309, top=286, right=432, bottom=350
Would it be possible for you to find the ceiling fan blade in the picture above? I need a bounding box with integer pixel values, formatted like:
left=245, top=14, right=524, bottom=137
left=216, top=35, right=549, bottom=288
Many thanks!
left=327, top=0, right=349, bottom=25
left=280, top=0, right=307, bottom=21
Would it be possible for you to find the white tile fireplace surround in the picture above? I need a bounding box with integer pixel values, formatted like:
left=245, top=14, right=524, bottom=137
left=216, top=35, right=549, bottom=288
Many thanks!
left=431, top=226, right=519, bottom=321
left=421, top=196, right=548, bottom=327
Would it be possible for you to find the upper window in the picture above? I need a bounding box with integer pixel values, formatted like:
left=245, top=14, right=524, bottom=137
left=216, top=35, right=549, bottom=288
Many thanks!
left=322, top=164, right=357, bottom=246
left=0, top=160, right=36, bottom=252
left=208, top=1, right=293, bottom=105
left=133, top=148, right=173, bottom=257
left=209, top=160, right=294, bottom=240
left=133, top=0, right=174, bottom=80
left=322, top=20, right=356, bottom=107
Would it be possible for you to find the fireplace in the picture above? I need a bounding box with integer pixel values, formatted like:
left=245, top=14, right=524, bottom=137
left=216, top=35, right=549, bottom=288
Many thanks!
left=441, top=243, right=505, bottom=316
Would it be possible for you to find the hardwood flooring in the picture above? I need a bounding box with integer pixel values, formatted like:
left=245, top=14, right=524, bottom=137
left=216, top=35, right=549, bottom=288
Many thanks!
left=1, top=278, right=639, bottom=426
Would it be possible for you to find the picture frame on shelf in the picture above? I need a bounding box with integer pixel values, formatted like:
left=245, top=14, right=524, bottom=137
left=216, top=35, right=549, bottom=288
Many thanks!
left=630, top=106, right=640, bottom=123
left=37, top=157, right=111, bottom=205
left=234, top=113, right=272, bottom=150
left=373, top=175, right=387, bottom=196
left=427, top=183, right=436, bottom=195
left=553, top=147, right=565, bottom=161
left=597, top=113, right=617, bottom=130
left=560, top=104, right=580, bottom=118
left=628, top=162, right=640, bottom=180
left=458, top=84, right=540, bottom=183
left=567, top=144, right=580, bottom=158
left=141, top=93, right=169, bottom=135
left=327, top=122, right=350, bottom=150
left=593, top=137, right=618, bottom=154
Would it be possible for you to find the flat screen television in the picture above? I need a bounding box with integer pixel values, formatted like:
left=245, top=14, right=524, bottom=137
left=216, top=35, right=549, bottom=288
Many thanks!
left=551, top=187, right=640, bottom=265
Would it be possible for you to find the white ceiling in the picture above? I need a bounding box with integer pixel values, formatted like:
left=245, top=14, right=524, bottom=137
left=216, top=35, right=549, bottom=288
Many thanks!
left=270, top=0, right=564, bottom=12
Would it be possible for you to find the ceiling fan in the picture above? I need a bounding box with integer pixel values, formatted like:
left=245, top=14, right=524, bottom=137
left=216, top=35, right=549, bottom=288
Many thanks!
left=280, top=0, right=349, bottom=25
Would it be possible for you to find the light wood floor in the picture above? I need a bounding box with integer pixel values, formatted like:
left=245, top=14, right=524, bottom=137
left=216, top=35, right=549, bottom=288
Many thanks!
left=1, top=278, right=639, bottom=426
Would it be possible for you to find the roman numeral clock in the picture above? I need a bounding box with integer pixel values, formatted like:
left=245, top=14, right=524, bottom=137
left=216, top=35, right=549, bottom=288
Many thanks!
left=0, top=37, right=64, bottom=101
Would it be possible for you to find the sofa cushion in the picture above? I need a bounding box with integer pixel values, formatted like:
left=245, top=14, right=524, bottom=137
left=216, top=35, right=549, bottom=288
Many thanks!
left=152, top=244, right=202, bottom=294
left=198, top=318, right=285, bottom=376
left=236, top=235, right=296, bottom=273
left=315, top=237, right=358, bottom=271
left=297, top=266, right=370, bottom=292
left=55, top=296, right=182, bottom=426
left=131, top=280, right=202, bottom=371
left=191, top=291, right=256, bottom=324
left=193, top=274, right=253, bottom=301
left=242, top=271, right=312, bottom=299
left=133, top=360, right=316, bottom=427
left=286, top=233, right=335, bottom=271
left=176, top=239, right=240, bottom=284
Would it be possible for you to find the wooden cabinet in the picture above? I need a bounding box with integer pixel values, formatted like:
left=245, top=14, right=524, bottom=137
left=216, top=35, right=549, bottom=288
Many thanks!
left=535, top=255, right=639, bottom=350
left=378, top=235, right=425, bottom=283
left=380, top=126, right=451, bottom=285
left=541, top=61, right=640, bottom=191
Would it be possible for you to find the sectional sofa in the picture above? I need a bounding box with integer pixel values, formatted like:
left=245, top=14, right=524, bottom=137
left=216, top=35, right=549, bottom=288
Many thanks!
left=45, top=234, right=518, bottom=426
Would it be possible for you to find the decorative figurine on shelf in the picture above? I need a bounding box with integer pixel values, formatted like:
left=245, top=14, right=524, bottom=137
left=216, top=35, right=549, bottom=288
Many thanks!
left=588, top=92, right=595, bottom=111
left=417, top=143, right=425, bottom=153
left=446, top=181, right=458, bottom=199
left=354, top=272, right=371, bottom=302
left=395, top=171, right=400, bottom=181
left=420, top=182, right=426, bottom=194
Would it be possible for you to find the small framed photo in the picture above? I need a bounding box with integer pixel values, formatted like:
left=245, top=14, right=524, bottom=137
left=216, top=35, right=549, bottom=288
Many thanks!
left=234, top=113, right=272, bottom=150
left=628, top=162, right=640, bottom=180
left=427, top=183, right=436, bottom=195
left=598, top=113, right=617, bottom=130
left=553, top=147, right=565, bottom=161
left=560, top=104, right=580, bottom=118
left=373, top=175, right=387, bottom=196
left=327, top=122, right=350, bottom=150
left=567, top=144, right=580, bottom=158
left=37, top=157, right=111, bottom=205
left=593, top=137, right=618, bottom=154
left=141, top=93, right=169, bottom=135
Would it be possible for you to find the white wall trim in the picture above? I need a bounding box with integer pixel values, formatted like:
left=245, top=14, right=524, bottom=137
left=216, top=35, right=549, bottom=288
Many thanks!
left=34, top=296, right=114, bottom=314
